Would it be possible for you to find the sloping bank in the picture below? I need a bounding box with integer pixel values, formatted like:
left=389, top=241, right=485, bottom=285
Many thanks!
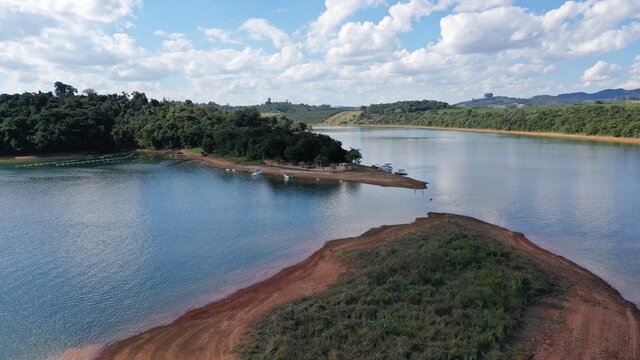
left=96, top=213, right=640, bottom=360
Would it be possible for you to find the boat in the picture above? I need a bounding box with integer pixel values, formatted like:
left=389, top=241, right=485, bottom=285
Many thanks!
left=380, top=164, right=393, bottom=173
left=394, top=169, right=408, bottom=175
left=251, top=169, right=264, bottom=176
left=225, top=168, right=231, bottom=172
left=283, top=173, right=293, bottom=181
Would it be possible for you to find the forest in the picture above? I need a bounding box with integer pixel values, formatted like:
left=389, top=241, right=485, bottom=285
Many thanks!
left=357, top=103, right=640, bottom=138
left=0, top=83, right=349, bottom=164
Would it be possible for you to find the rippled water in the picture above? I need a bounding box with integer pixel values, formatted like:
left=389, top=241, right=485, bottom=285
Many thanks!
left=316, top=126, right=640, bottom=307
left=0, top=154, right=427, bottom=360
left=1, top=127, right=639, bottom=359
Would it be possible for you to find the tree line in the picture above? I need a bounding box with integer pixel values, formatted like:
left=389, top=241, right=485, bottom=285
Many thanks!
left=357, top=103, right=640, bottom=138
left=0, top=83, right=358, bottom=165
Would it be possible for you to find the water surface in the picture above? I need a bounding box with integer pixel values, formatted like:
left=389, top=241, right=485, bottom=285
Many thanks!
left=2, top=126, right=640, bottom=359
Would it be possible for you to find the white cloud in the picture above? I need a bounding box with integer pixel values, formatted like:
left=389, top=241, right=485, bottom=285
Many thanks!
left=241, top=18, right=292, bottom=49
left=327, top=0, right=444, bottom=64
left=155, top=32, right=193, bottom=52
left=434, top=7, right=542, bottom=54
left=306, top=0, right=385, bottom=51
left=618, top=55, right=640, bottom=89
left=453, top=0, right=513, bottom=13
left=200, top=27, right=240, bottom=45
left=0, top=0, right=639, bottom=105
left=581, top=60, right=621, bottom=86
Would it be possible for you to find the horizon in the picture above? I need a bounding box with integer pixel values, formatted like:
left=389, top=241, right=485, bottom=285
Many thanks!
left=1, top=1, right=639, bottom=105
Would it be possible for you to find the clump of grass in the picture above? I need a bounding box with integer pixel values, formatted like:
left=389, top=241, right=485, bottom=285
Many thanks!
left=239, top=219, right=558, bottom=360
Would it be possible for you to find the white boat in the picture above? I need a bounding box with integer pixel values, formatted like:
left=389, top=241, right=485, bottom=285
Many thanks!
left=225, top=168, right=231, bottom=172
left=394, top=169, right=408, bottom=175
left=283, top=173, right=293, bottom=181
left=251, top=169, right=264, bottom=176
left=380, top=164, right=393, bottom=173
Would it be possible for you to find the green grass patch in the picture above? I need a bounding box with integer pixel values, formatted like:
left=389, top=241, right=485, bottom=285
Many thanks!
left=185, top=147, right=204, bottom=154
left=239, top=219, right=558, bottom=359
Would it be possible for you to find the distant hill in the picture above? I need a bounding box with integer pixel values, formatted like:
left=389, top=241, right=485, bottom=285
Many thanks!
left=250, top=101, right=350, bottom=123
left=457, top=88, right=640, bottom=108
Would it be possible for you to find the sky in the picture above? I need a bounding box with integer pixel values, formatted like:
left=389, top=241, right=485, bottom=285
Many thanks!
left=0, top=0, right=639, bottom=105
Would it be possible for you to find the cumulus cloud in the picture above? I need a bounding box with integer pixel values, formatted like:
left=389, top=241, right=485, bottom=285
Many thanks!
left=434, top=6, right=542, bottom=54
left=200, top=27, right=240, bottom=45
left=581, top=60, right=621, bottom=86
left=0, top=0, right=639, bottom=104
left=453, top=0, right=513, bottom=13
left=306, top=0, right=385, bottom=51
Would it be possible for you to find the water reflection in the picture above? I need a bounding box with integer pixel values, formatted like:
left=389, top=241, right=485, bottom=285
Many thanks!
left=317, top=126, right=640, bottom=308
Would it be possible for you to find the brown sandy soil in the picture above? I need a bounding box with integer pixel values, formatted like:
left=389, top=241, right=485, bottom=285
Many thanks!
left=140, top=149, right=427, bottom=189
left=343, top=124, right=640, bottom=145
left=94, top=213, right=640, bottom=360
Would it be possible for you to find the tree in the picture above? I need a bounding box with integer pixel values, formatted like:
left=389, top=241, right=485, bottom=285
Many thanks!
left=346, top=148, right=362, bottom=164
left=82, top=88, right=97, bottom=96
left=54, top=82, right=78, bottom=97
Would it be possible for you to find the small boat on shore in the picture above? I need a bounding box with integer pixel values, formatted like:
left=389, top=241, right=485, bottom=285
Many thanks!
left=394, top=169, right=408, bottom=175
left=380, top=164, right=393, bottom=173
left=251, top=169, right=264, bottom=176
left=283, top=173, right=293, bottom=181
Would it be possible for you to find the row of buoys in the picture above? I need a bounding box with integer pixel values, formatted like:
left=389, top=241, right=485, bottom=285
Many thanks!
left=15, top=153, right=137, bottom=168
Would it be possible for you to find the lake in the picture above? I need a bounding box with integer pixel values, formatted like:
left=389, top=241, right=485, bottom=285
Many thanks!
left=1, top=127, right=639, bottom=359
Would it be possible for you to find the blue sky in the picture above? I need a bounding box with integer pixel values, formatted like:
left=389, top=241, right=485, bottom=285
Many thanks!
left=0, top=0, right=639, bottom=105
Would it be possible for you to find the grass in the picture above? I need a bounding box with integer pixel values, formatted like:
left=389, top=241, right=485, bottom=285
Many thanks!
left=239, top=219, right=558, bottom=360
left=322, top=110, right=363, bottom=125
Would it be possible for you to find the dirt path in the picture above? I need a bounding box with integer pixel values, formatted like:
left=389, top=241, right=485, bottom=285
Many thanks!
left=149, top=150, right=427, bottom=189
left=92, top=213, right=640, bottom=360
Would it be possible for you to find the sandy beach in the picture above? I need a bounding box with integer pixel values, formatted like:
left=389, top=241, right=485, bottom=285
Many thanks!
left=340, top=124, right=640, bottom=145
left=93, top=213, right=640, bottom=360
left=145, top=149, right=428, bottom=190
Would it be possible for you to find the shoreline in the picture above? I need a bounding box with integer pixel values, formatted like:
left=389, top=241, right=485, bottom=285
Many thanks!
left=323, top=124, right=640, bottom=145
left=95, top=213, right=640, bottom=360
left=141, top=149, right=428, bottom=190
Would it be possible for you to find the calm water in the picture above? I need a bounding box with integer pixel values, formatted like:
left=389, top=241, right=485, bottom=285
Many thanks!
left=1, top=127, right=639, bottom=359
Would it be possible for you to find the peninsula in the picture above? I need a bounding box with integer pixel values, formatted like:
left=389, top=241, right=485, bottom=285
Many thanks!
left=95, top=214, right=640, bottom=360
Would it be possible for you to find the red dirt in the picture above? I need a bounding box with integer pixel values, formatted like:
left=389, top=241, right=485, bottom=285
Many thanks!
left=92, top=213, right=640, bottom=360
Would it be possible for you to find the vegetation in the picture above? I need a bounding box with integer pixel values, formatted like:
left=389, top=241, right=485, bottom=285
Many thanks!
left=240, top=219, right=557, bottom=359
left=356, top=103, right=640, bottom=138
left=457, top=88, right=640, bottom=108
left=241, top=99, right=348, bottom=124
left=0, top=83, right=350, bottom=165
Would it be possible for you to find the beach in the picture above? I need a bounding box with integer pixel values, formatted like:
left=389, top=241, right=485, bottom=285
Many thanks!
left=93, top=213, right=640, bottom=360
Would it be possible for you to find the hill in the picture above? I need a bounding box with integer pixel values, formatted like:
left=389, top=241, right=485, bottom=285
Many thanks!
left=248, top=101, right=349, bottom=123
left=457, top=88, right=640, bottom=108
left=353, top=102, right=640, bottom=139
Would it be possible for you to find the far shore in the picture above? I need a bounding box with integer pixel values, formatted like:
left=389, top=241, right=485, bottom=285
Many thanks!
left=141, top=149, right=428, bottom=190
left=93, top=213, right=640, bottom=360
left=319, top=124, right=640, bottom=145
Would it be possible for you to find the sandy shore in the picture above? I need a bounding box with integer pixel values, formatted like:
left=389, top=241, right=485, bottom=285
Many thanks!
left=142, top=149, right=427, bottom=190
left=341, top=124, right=640, bottom=145
left=94, top=213, right=640, bottom=360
